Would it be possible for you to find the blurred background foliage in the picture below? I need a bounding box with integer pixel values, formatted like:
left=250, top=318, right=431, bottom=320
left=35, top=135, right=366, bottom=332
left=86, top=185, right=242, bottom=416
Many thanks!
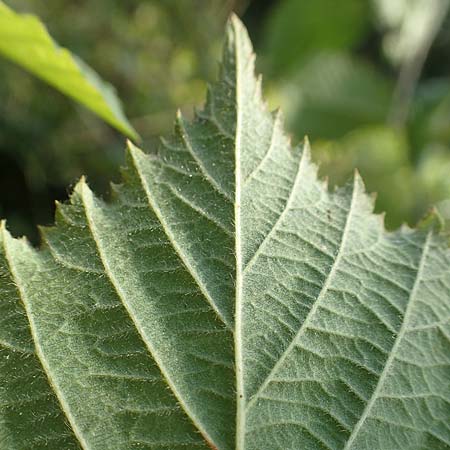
left=1, top=0, right=450, bottom=242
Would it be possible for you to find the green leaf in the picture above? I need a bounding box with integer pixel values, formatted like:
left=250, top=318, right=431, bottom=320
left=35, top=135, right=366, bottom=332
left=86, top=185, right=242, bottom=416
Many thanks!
left=0, top=1, right=139, bottom=140
left=262, top=0, right=370, bottom=77
left=1, top=16, right=450, bottom=450
left=277, top=53, right=393, bottom=139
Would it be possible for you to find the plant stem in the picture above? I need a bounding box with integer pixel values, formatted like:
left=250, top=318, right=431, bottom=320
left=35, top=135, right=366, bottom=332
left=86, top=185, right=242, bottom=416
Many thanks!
left=389, top=0, right=450, bottom=127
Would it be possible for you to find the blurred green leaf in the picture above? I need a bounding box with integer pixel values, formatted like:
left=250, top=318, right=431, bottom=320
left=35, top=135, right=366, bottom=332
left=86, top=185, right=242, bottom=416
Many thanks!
left=277, top=53, right=393, bottom=139
left=419, top=85, right=450, bottom=145
left=263, top=0, right=371, bottom=77
left=0, top=1, right=139, bottom=140
left=417, top=144, right=450, bottom=200
left=406, top=79, right=450, bottom=162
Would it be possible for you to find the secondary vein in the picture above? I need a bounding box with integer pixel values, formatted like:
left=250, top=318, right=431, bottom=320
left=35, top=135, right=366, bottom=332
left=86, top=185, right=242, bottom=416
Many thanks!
left=79, top=182, right=220, bottom=450
left=343, top=231, right=432, bottom=449
left=246, top=175, right=360, bottom=412
left=1, top=225, right=89, bottom=450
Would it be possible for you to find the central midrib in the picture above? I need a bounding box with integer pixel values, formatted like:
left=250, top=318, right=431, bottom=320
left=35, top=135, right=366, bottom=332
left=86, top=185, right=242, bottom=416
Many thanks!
left=233, top=17, right=246, bottom=450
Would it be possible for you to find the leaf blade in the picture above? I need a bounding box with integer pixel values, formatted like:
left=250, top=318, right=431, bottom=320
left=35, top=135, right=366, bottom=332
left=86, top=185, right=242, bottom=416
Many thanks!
left=0, top=1, right=139, bottom=140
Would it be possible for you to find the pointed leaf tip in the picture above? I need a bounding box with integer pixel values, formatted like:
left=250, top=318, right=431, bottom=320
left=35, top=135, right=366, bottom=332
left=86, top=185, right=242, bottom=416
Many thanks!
left=126, top=139, right=145, bottom=159
left=226, top=13, right=253, bottom=51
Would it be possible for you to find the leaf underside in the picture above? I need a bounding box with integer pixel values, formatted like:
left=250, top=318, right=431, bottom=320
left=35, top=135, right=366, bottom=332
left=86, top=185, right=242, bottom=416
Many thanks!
left=0, top=15, right=449, bottom=450
left=0, top=1, right=138, bottom=140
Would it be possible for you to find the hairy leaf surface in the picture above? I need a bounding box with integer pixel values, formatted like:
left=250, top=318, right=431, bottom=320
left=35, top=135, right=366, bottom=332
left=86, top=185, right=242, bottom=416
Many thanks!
left=0, top=1, right=138, bottom=140
left=0, top=16, right=449, bottom=450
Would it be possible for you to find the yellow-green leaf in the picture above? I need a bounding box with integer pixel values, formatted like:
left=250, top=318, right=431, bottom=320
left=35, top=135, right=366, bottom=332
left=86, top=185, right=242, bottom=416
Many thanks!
left=0, top=1, right=139, bottom=140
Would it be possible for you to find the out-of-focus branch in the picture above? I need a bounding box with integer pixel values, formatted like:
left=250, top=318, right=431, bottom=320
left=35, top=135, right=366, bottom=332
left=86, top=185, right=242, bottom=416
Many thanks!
left=389, top=0, right=450, bottom=127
